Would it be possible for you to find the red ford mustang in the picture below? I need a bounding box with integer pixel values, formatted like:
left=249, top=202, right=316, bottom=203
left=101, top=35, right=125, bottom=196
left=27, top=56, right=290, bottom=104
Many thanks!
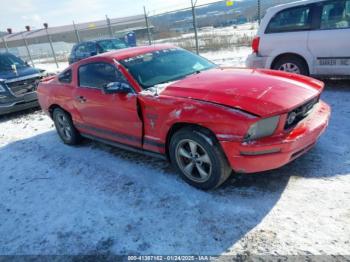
left=37, top=45, right=330, bottom=190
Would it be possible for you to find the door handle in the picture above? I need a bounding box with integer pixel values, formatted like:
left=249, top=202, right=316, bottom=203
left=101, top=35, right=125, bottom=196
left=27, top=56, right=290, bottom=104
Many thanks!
left=75, top=96, right=87, bottom=103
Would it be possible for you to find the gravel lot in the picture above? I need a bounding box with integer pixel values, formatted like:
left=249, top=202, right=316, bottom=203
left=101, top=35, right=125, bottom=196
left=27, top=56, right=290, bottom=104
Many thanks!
left=0, top=80, right=349, bottom=256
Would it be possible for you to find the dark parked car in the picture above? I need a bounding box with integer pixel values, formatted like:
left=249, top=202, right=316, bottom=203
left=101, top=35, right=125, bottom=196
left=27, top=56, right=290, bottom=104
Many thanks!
left=68, top=39, right=128, bottom=64
left=0, top=52, right=43, bottom=115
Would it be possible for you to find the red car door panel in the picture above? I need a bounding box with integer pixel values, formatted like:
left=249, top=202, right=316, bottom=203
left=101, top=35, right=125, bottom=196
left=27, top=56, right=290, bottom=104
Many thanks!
left=73, top=62, right=142, bottom=148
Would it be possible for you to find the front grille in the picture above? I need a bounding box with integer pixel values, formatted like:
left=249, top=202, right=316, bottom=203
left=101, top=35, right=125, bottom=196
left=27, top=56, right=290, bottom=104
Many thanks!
left=6, top=76, right=41, bottom=96
left=284, top=96, right=319, bottom=130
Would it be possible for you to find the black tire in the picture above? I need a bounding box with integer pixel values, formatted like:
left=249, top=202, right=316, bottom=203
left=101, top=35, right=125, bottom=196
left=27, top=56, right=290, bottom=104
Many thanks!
left=52, top=108, right=81, bottom=145
left=273, top=56, right=309, bottom=76
left=169, top=127, right=232, bottom=190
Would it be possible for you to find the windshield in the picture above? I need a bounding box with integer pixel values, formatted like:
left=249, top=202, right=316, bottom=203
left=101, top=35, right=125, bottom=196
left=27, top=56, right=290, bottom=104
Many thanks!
left=120, top=48, right=216, bottom=89
left=0, top=53, right=28, bottom=71
left=97, top=39, right=127, bottom=52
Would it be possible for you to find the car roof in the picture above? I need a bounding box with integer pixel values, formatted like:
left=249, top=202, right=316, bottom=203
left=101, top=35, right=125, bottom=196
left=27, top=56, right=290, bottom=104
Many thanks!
left=92, top=44, right=176, bottom=61
left=74, top=38, right=123, bottom=45
left=0, top=52, right=18, bottom=57
left=72, top=39, right=115, bottom=47
left=70, top=44, right=177, bottom=68
left=267, top=0, right=326, bottom=13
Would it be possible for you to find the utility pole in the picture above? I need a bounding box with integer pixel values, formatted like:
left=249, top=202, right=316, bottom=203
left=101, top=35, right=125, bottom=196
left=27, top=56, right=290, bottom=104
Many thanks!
left=191, top=0, right=199, bottom=54
left=143, top=6, right=152, bottom=45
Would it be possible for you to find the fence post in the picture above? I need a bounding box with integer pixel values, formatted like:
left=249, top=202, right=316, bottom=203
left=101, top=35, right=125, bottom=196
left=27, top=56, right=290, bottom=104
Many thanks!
left=2, top=37, right=9, bottom=53
left=106, top=15, right=113, bottom=38
left=44, top=24, right=59, bottom=69
left=191, top=0, right=199, bottom=55
left=73, top=21, right=81, bottom=43
left=257, top=0, right=261, bottom=25
left=21, top=32, right=34, bottom=67
left=143, top=6, right=152, bottom=45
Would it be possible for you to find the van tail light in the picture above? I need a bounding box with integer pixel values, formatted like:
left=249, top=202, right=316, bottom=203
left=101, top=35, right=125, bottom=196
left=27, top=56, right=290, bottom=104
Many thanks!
left=252, top=36, right=260, bottom=53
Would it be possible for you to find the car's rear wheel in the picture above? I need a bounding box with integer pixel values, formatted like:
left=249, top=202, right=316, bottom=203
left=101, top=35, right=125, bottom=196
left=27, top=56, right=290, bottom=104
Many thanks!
left=169, top=127, right=232, bottom=190
left=53, top=108, right=81, bottom=145
left=273, top=56, right=309, bottom=76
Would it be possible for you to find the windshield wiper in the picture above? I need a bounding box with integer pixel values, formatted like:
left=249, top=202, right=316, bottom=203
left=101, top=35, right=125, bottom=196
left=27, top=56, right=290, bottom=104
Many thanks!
left=153, top=74, right=190, bottom=87
left=146, top=66, right=214, bottom=89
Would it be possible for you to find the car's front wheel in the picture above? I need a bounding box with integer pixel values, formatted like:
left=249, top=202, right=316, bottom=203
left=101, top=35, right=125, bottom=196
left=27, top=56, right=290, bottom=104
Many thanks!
left=53, top=108, right=81, bottom=145
left=169, top=127, right=232, bottom=190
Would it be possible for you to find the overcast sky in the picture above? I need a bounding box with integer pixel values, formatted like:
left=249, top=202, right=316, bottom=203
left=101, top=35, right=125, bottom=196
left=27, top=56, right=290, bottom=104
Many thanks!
left=0, top=0, right=223, bottom=32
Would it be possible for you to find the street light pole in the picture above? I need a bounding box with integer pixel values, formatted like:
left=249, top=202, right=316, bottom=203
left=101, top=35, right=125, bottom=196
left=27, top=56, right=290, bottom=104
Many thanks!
left=21, top=28, right=34, bottom=67
left=257, top=0, right=261, bottom=25
left=2, top=37, right=9, bottom=53
left=44, top=23, right=59, bottom=69
left=143, top=6, right=152, bottom=45
left=106, top=15, right=113, bottom=38
left=73, top=21, right=81, bottom=43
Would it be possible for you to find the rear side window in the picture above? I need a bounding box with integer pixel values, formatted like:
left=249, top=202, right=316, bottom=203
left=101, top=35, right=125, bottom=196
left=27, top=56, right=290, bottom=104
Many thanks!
left=266, top=5, right=312, bottom=33
left=320, top=0, right=350, bottom=29
left=58, top=69, right=72, bottom=83
left=78, top=62, right=124, bottom=89
left=86, top=42, right=97, bottom=54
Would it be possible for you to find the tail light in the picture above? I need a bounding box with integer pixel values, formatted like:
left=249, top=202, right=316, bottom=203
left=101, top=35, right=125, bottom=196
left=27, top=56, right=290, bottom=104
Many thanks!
left=252, top=36, right=260, bottom=53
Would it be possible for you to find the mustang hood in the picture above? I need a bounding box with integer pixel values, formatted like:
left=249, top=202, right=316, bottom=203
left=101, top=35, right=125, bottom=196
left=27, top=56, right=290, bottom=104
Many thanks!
left=161, top=68, right=324, bottom=117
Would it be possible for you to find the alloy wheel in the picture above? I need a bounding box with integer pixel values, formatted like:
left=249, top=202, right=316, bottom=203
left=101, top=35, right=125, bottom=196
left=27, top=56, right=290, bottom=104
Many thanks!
left=56, top=113, right=72, bottom=140
left=175, top=139, right=212, bottom=183
left=278, top=62, right=301, bottom=74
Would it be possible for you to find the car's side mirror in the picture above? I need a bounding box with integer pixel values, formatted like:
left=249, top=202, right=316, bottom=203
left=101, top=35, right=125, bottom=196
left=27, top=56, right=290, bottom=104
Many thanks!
left=102, top=82, right=133, bottom=94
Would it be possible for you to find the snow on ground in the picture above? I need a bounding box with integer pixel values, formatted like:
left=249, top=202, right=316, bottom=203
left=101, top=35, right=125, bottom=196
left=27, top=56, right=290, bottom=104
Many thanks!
left=35, top=62, right=69, bottom=75
left=154, top=22, right=257, bottom=44
left=0, top=79, right=349, bottom=255
left=201, top=46, right=252, bottom=67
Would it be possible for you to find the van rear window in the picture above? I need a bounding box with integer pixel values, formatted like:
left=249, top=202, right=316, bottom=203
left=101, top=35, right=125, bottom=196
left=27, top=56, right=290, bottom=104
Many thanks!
left=266, top=5, right=312, bottom=33
left=320, top=0, right=350, bottom=30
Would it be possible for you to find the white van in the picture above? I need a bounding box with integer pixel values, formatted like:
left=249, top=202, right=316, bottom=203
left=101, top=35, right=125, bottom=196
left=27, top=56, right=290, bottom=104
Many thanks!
left=246, top=0, right=350, bottom=77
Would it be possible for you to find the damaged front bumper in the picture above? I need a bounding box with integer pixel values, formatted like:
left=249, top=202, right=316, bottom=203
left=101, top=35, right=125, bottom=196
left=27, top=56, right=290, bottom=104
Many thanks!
left=0, top=92, right=39, bottom=115
left=220, top=100, right=331, bottom=173
left=0, top=74, right=41, bottom=115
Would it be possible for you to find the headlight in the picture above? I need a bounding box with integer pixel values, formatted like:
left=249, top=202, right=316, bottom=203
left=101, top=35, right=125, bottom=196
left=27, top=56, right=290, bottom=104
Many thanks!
left=245, top=115, right=280, bottom=141
left=0, top=82, right=6, bottom=92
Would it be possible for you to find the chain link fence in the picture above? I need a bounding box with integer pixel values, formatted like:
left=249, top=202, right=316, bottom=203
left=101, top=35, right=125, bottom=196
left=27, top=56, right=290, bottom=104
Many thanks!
left=0, top=0, right=290, bottom=72
left=147, top=0, right=257, bottom=54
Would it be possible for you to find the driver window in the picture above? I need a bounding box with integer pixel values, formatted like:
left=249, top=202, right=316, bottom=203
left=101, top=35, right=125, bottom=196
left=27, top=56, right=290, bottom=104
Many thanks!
left=78, top=62, right=125, bottom=89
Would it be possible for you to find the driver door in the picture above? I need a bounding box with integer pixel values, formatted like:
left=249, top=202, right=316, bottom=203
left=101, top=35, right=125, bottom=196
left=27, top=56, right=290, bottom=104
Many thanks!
left=73, top=61, right=142, bottom=148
